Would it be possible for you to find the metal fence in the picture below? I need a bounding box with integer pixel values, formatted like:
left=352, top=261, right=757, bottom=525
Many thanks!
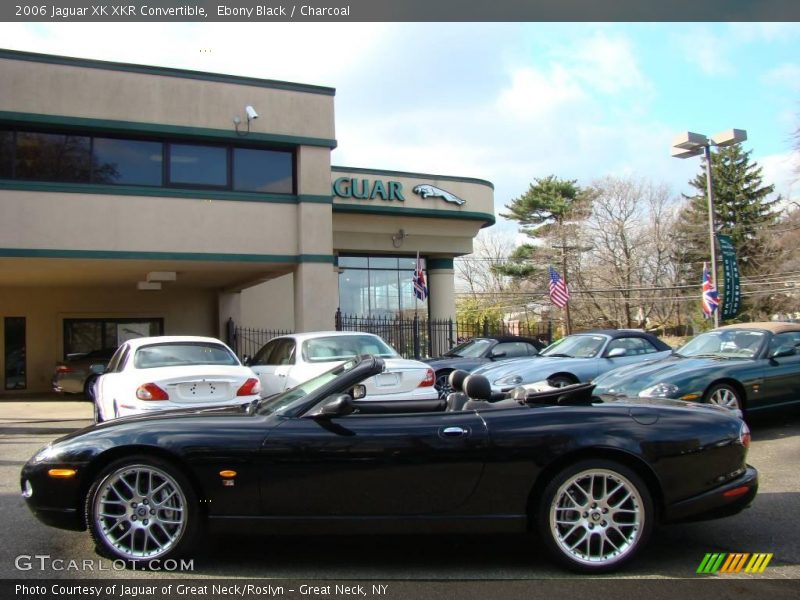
left=230, top=313, right=553, bottom=361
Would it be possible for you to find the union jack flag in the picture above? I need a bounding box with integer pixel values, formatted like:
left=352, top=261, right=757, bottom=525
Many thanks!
left=702, top=262, right=719, bottom=318
left=548, top=266, right=570, bottom=308
left=413, top=252, right=428, bottom=301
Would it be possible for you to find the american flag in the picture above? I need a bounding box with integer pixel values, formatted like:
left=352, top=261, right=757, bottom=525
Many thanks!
left=702, top=262, right=719, bottom=318
left=548, top=266, right=570, bottom=308
left=413, top=252, right=428, bottom=301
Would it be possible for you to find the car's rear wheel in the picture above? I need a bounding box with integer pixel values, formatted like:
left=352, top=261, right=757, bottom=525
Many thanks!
left=537, top=459, right=653, bottom=573
left=84, top=376, right=98, bottom=402
left=704, top=383, right=743, bottom=411
left=86, top=456, right=199, bottom=565
left=434, top=370, right=454, bottom=400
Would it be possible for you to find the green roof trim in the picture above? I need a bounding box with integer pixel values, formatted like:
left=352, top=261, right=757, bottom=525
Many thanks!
left=0, top=48, right=336, bottom=97
left=332, top=202, right=496, bottom=226
left=0, top=179, right=328, bottom=204
left=0, top=111, right=337, bottom=149
left=428, top=258, right=455, bottom=270
left=332, top=165, right=494, bottom=190
left=0, top=248, right=334, bottom=264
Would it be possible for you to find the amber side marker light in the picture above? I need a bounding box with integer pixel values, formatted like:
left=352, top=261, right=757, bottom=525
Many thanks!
left=219, top=470, right=237, bottom=478
left=48, top=468, right=77, bottom=478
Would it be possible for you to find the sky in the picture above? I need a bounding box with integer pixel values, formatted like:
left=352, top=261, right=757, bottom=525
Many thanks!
left=2, top=22, right=799, bottom=238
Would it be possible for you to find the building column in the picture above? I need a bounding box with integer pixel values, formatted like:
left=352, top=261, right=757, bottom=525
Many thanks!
left=427, top=257, right=456, bottom=355
left=294, top=262, right=339, bottom=331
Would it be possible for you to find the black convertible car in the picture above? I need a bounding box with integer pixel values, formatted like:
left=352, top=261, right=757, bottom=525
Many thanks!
left=21, top=356, right=757, bottom=573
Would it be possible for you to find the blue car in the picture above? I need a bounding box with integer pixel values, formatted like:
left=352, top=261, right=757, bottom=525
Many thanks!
left=472, top=330, right=672, bottom=393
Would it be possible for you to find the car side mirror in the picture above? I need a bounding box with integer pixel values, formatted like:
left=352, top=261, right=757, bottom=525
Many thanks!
left=89, top=363, right=106, bottom=375
left=306, top=394, right=354, bottom=419
left=351, top=384, right=367, bottom=399
left=606, top=348, right=626, bottom=358
left=769, top=345, right=796, bottom=359
left=489, top=351, right=507, bottom=359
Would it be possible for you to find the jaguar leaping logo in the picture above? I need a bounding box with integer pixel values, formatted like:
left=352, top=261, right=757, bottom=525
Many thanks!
left=412, top=184, right=466, bottom=206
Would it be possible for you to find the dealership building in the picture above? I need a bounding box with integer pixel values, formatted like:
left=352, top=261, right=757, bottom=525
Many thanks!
left=0, top=49, right=495, bottom=394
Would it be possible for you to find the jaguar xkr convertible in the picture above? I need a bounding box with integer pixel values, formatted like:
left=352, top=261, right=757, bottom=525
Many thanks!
left=21, top=355, right=757, bottom=574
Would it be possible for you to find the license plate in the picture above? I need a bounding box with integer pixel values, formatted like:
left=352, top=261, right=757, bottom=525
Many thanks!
left=374, top=373, right=399, bottom=388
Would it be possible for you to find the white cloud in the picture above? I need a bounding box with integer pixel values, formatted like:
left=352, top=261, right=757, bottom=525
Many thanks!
left=673, top=28, right=734, bottom=76
left=568, top=33, right=649, bottom=95
left=758, top=152, right=800, bottom=209
left=763, top=63, right=800, bottom=91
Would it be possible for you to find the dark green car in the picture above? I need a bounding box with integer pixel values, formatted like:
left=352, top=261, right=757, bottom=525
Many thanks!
left=593, top=322, right=800, bottom=413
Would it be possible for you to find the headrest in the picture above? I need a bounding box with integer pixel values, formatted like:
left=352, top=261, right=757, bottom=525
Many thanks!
left=463, top=374, right=492, bottom=401
left=448, top=369, right=469, bottom=392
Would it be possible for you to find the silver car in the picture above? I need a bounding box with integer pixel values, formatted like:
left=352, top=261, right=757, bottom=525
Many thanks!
left=51, top=348, right=116, bottom=400
left=472, top=330, right=673, bottom=392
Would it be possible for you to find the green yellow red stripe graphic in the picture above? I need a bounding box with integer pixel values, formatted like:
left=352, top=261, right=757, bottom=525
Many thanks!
left=696, top=553, right=773, bottom=574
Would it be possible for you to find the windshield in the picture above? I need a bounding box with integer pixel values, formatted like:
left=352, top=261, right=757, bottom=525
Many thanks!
left=257, top=358, right=360, bottom=415
left=677, top=329, right=765, bottom=359
left=541, top=335, right=607, bottom=358
left=445, top=338, right=494, bottom=358
left=302, top=335, right=399, bottom=362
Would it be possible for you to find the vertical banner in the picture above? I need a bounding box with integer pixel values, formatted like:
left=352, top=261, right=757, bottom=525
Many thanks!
left=718, top=234, right=741, bottom=320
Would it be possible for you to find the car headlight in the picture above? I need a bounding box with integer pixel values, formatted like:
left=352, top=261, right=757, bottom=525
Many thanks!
left=639, top=383, right=680, bottom=398
left=33, top=444, right=63, bottom=463
left=495, top=375, right=524, bottom=387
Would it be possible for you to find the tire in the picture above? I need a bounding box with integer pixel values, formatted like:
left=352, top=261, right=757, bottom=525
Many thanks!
left=547, top=375, right=577, bottom=388
left=536, top=459, right=654, bottom=573
left=704, top=383, right=743, bottom=412
left=84, top=376, right=98, bottom=402
left=93, top=401, right=103, bottom=424
left=434, top=370, right=454, bottom=400
left=86, top=455, right=199, bottom=565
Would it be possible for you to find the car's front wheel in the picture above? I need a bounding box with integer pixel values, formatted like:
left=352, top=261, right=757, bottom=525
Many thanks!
left=704, top=383, right=743, bottom=411
left=86, top=456, right=199, bottom=565
left=537, top=459, right=653, bottom=573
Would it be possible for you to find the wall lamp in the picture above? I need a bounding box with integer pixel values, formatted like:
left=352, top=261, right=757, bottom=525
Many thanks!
left=234, top=105, right=259, bottom=136
left=391, top=229, right=409, bottom=248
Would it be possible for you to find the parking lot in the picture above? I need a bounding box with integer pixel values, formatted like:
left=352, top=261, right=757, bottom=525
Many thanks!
left=1, top=396, right=798, bottom=588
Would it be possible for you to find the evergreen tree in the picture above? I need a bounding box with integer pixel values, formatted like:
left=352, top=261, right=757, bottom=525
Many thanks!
left=675, top=144, right=781, bottom=317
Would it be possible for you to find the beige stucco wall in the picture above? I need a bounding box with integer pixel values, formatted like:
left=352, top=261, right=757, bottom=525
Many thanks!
left=0, top=190, right=300, bottom=256
left=239, top=273, right=296, bottom=330
left=0, top=56, right=334, bottom=140
left=0, top=287, right=217, bottom=394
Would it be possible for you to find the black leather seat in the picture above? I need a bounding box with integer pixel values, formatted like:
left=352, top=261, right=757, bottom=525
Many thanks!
left=445, top=369, right=470, bottom=412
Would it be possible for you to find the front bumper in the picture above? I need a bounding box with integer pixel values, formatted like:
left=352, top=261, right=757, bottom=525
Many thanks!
left=663, top=465, right=758, bottom=523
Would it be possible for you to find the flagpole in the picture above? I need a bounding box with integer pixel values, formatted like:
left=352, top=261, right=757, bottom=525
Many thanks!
left=703, top=144, right=720, bottom=328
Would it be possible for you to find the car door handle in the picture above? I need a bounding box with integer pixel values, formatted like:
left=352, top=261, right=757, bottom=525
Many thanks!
left=441, top=426, right=469, bottom=437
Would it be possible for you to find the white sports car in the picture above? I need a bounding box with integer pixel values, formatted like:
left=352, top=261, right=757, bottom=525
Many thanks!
left=247, top=331, right=437, bottom=401
left=94, top=336, right=260, bottom=422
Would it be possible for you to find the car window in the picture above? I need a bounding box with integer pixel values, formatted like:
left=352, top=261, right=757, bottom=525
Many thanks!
left=270, top=339, right=296, bottom=365
left=446, top=338, right=493, bottom=358
left=302, top=335, right=399, bottom=362
left=105, top=345, right=127, bottom=373
left=542, top=335, right=606, bottom=358
left=607, top=337, right=659, bottom=356
left=768, top=332, right=800, bottom=354
left=493, top=342, right=532, bottom=358
left=250, top=339, right=278, bottom=366
left=133, top=342, right=239, bottom=369
left=257, top=358, right=360, bottom=415
left=678, top=330, right=766, bottom=358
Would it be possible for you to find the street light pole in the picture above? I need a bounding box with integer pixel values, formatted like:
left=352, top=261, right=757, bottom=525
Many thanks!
left=671, top=129, right=747, bottom=328
left=703, top=143, right=720, bottom=328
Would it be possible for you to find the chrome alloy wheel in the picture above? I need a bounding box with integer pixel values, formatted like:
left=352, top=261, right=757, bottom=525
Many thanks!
left=92, top=464, right=187, bottom=560
left=549, top=468, right=644, bottom=567
left=706, top=385, right=741, bottom=410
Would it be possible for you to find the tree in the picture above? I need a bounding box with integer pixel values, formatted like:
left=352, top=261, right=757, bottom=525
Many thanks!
left=495, top=176, right=595, bottom=331
left=675, top=144, right=781, bottom=318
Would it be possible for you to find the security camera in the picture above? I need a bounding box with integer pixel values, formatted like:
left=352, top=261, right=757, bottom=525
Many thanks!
left=245, top=105, right=258, bottom=121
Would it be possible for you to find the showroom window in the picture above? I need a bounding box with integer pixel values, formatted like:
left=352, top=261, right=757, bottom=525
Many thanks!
left=338, top=255, right=428, bottom=318
left=4, top=317, right=26, bottom=391
left=0, top=127, right=295, bottom=194
left=62, top=318, right=164, bottom=359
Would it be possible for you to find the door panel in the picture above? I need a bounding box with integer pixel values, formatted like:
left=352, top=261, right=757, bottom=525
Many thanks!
left=259, top=411, right=488, bottom=516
